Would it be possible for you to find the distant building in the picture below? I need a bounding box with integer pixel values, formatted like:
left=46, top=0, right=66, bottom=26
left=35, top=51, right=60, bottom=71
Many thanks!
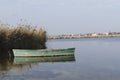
left=92, top=33, right=97, bottom=36
left=103, top=33, right=109, bottom=35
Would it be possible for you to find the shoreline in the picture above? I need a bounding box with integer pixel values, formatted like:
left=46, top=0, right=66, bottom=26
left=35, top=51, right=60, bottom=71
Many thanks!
left=48, top=32, right=120, bottom=39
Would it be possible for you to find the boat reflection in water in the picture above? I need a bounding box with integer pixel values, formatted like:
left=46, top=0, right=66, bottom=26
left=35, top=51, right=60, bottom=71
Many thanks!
left=0, top=55, right=75, bottom=70
left=14, top=56, right=75, bottom=64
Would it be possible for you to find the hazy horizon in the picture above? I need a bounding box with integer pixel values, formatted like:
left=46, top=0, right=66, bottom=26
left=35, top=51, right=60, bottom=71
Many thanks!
left=0, top=0, right=120, bottom=35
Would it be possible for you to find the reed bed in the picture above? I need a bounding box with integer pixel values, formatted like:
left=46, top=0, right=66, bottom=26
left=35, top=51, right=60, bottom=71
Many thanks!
left=0, top=23, right=47, bottom=53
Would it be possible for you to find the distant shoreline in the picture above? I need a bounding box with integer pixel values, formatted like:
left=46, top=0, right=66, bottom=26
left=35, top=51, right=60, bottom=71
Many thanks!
left=48, top=32, right=120, bottom=39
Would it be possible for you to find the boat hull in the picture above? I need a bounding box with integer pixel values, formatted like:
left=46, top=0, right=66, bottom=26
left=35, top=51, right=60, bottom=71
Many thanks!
left=13, top=48, right=75, bottom=57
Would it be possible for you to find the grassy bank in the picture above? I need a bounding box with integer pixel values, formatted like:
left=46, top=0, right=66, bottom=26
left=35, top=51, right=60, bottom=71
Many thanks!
left=0, top=23, right=47, bottom=54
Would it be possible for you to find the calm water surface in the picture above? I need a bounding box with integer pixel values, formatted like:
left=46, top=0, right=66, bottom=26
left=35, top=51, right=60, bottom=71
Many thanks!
left=1, top=38, right=120, bottom=80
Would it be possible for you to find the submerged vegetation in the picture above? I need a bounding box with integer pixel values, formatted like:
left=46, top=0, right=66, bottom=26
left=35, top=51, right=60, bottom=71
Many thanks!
left=0, top=23, right=47, bottom=53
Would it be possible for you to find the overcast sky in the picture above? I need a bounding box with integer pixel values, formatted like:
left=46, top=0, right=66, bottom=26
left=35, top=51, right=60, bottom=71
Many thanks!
left=0, top=0, right=120, bottom=35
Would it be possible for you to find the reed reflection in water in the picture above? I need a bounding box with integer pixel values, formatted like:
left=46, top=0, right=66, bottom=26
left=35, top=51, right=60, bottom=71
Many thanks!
left=0, top=58, right=14, bottom=71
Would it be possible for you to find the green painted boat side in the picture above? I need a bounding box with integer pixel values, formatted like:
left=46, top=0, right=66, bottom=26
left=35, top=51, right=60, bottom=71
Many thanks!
left=13, top=48, right=75, bottom=57
left=14, top=56, right=75, bottom=64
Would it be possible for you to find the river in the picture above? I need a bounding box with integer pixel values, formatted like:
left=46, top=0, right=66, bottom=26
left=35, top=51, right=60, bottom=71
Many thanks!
left=0, top=38, right=120, bottom=80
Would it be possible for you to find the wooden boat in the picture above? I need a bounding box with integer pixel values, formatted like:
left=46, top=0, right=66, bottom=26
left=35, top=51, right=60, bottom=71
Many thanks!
left=13, top=48, right=75, bottom=57
left=14, top=56, right=75, bottom=64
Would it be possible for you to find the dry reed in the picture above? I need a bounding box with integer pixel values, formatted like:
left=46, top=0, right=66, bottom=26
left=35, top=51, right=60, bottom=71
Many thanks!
left=0, top=23, right=47, bottom=53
